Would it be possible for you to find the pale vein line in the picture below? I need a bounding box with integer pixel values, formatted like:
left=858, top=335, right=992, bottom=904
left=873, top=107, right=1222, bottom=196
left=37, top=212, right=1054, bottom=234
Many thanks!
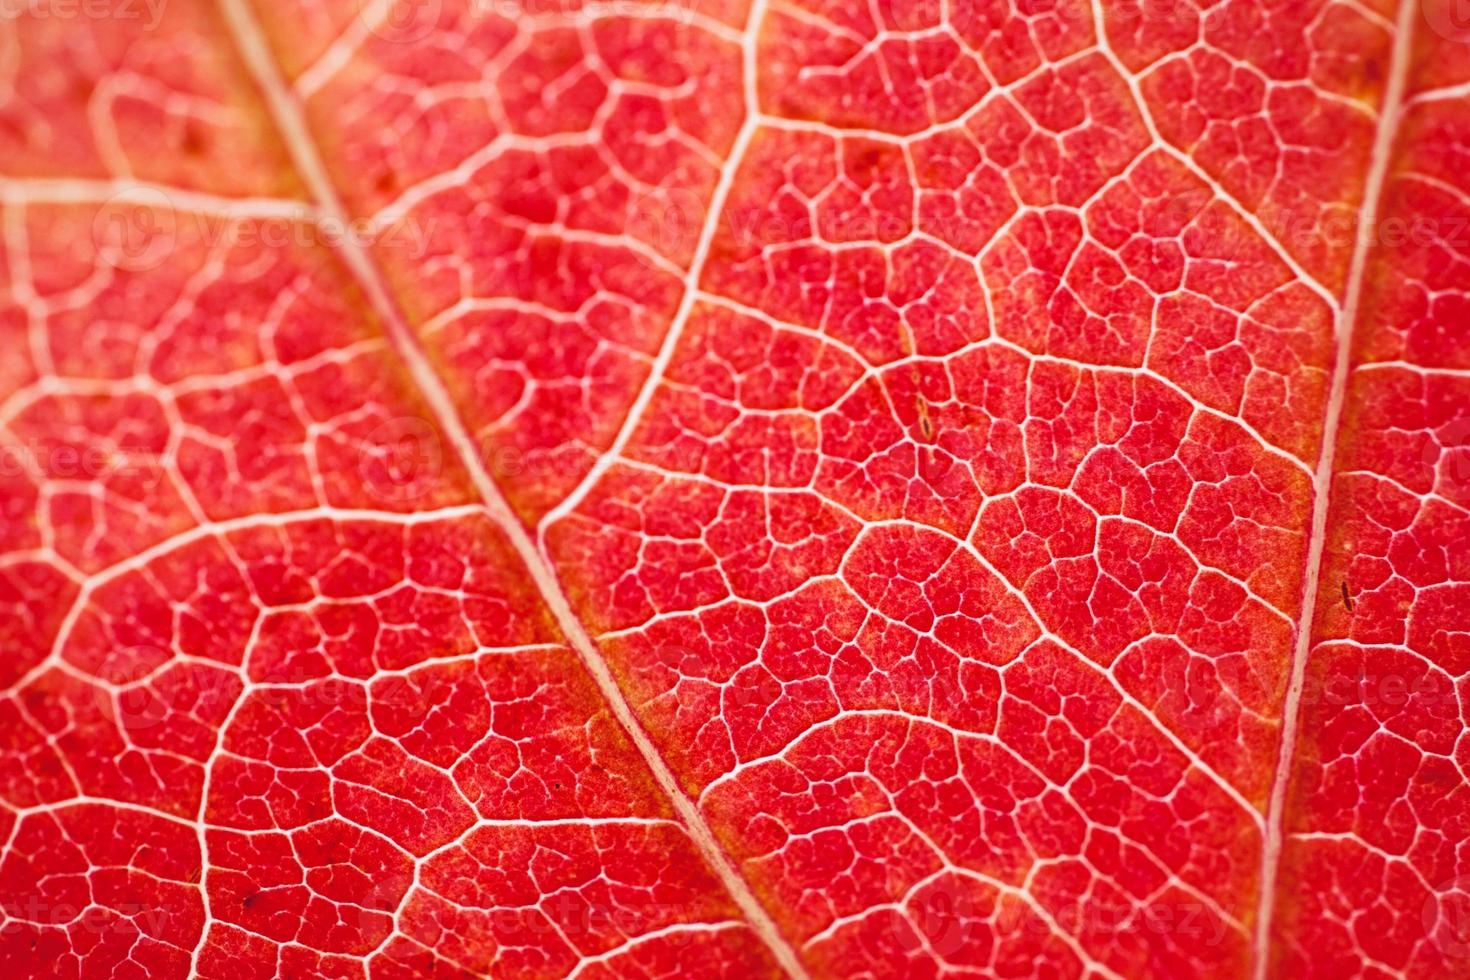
left=1250, top=0, right=1419, bottom=975
left=294, top=0, right=393, bottom=99
left=1357, top=360, right=1470, bottom=378
left=211, top=0, right=808, bottom=976
left=564, top=921, right=747, bottom=979
left=540, top=0, right=772, bottom=534
left=0, top=176, right=316, bottom=217
left=698, top=286, right=1318, bottom=483
left=1405, top=78, right=1470, bottom=107
left=1085, top=13, right=1341, bottom=314
left=5, top=504, right=484, bottom=698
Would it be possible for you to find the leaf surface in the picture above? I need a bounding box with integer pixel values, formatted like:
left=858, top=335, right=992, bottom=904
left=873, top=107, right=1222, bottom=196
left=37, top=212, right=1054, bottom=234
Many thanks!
left=0, top=1, right=1467, bottom=977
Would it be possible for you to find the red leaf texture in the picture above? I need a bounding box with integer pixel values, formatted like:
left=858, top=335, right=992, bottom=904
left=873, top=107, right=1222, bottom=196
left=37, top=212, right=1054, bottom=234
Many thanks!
left=1, top=0, right=1468, bottom=977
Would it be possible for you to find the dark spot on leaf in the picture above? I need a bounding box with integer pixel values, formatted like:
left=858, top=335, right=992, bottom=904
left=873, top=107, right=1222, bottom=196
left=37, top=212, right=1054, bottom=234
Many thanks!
left=181, top=124, right=206, bottom=156
left=242, top=893, right=258, bottom=909
left=915, top=397, right=934, bottom=441
left=1341, top=581, right=1354, bottom=612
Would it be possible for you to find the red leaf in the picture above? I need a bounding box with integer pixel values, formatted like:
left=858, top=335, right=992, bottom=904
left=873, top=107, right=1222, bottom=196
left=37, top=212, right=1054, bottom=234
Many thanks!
left=2, top=0, right=1467, bottom=977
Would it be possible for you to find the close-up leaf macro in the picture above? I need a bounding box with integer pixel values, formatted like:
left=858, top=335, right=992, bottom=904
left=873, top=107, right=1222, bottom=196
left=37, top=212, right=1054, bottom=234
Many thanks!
left=1, top=0, right=1467, bottom=976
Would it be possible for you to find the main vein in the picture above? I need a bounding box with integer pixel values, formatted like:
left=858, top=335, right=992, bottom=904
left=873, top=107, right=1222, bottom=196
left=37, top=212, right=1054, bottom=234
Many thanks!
left=211, top=0, right=807, bottom=976
left=1250, top=1, right=1418, bottom=974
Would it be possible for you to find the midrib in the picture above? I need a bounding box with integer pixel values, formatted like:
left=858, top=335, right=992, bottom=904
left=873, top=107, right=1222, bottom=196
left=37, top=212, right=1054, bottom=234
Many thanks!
left=213, top=0, right=1421, bottom=973
left=211, top=1, right=808, bottom=976
left=1250, top=2, right=1419, bottom=976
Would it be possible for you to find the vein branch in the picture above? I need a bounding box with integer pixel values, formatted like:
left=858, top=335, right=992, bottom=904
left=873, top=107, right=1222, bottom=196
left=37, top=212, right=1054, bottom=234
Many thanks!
left=211, top=0, right=807, bottom=975
left=540, top=0, right=773, bottom=534
left=1249, top=0, right=1419, bottom=973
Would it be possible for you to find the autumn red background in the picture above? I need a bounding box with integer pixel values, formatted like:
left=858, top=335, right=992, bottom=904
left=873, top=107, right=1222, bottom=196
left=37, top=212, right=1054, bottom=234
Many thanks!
left=1, top=0, right=1468, bottom=977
